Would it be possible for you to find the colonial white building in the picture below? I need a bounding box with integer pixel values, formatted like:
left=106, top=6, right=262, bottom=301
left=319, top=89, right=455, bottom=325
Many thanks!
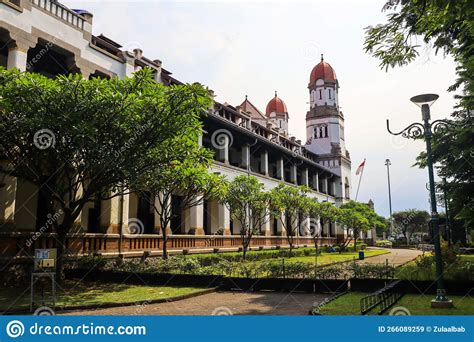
left=0, top=0, right=365, bottom=257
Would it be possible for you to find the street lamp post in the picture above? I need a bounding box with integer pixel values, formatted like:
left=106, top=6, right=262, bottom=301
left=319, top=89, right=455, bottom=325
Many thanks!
left=385, top=159, right=393, bottom=238
left=387, top=93, right=453, bottom=308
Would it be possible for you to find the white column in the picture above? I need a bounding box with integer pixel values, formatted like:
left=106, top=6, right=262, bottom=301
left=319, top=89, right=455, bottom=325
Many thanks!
left=330, top=180, right=336, bottom=196
left=0, top=176, right=17, bottom=229
left=218, top=203, right=231, bottom=235
left=260, top=150, right=268, bottom=176
left=276, top=212, right=287, bottom=236
left=300, top=215, right=311, bottom=236
left=261, top=209, right=272, bottom=236
left=302, top=168, right=309, bottom=187
left=185, top=202, right=204, bottom=235
left=313, top=173, right=319, bottom=191
left=321, top=177, right=328, bottom=194
left=7, top=47, right=28, bottom=71
left=276, top=158, right=284, bottom=181
left=290, top=164, right=297, bottom=184
left=217, top=135, right=229, bottom=164
left=241, top=144, right=250, bottom=169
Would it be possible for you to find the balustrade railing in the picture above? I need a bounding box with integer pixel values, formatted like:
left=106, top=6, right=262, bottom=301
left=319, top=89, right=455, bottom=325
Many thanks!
left=30, top=0, right=86, bottom=30
left=0, top=233, right=336, bottom=259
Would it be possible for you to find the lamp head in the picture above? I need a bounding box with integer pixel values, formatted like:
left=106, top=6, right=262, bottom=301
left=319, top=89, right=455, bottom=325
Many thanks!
left=385, top=159, right=391, bottom=166
left=410, top=94, right=438, bottom=121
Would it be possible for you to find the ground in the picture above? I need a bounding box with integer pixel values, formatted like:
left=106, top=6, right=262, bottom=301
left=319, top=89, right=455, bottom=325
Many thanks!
left=63, top=291, right=327, bottom=315
left=316, top=292, right=474, bottom=316
left=357, top=248, right=421, bottom=266
left=0, top=248, right=425, bottom=315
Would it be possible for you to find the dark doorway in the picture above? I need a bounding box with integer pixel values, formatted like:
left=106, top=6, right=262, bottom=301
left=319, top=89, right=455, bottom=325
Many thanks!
left=137, top=192, right=154, bottom=234
left=273, top=218, right=278, bottom=236
left=87, top=196, right=102, bottom=233
left=171, top=195, right=183, bottom=234
left=35, top=187, right=53, bottom=232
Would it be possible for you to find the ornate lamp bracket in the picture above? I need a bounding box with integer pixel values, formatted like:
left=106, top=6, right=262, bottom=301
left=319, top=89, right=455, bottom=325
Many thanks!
left=386, top=119, right=425, bottom=139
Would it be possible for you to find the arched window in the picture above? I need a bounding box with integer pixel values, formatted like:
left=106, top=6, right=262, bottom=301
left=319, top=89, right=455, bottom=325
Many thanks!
left=324, top=125, right=328, bottom=137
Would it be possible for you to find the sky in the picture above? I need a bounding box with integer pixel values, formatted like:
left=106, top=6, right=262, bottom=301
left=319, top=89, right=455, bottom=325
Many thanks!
left=64, top=0, right=459, bottom=217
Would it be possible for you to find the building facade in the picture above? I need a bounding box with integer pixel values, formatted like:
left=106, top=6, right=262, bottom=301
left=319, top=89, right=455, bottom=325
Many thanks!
left=0, top=0, right=368, bottom=258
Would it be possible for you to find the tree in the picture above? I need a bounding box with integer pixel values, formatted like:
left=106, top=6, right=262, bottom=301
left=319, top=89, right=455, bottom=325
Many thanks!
left=338, top=201, right=387, bottom=252
left=308, top=200, right=340, bottom=263
left=223, top=175, right=269, bottom=259
left=364, top=0, right=473, bottom=236
left=269, top=184, right=312, bottom=256
left=392, top=209, right=430, bottom=244
left=0, top=67, right=212, bottom=279
left=133, top=143, right=226, bottom=259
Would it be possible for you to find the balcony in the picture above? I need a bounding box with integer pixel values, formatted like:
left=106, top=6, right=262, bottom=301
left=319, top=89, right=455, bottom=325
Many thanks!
left=30, top=0, right=88, bottom=31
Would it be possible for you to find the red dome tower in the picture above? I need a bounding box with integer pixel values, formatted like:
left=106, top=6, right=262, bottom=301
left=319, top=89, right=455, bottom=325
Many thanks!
left=265, top=91, right=289, bottom=135
left=305, top=55, right=351, bottom=200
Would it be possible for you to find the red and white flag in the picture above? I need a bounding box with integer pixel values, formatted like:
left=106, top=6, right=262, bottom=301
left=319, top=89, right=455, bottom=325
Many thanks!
left=356, top=159, right=366, bottom=175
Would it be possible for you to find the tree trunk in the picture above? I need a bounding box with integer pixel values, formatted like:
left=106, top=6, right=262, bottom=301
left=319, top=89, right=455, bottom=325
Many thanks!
left=353, top=229, right=358, bottom=252
left=162, top=228, right=168, bottom=260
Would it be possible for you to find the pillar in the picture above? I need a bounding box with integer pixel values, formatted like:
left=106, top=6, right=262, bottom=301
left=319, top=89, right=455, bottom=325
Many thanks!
left=290, top=164, right=297, bottom=184
left=217, top=135, right=229, bottom=164
left=330, top=180, right=336, bottom=196
left=241, top=144, right=250, bottom=170
left=313, top=173, right=319, bottom=191
left=276, top=158, right=284, bottom=181
left=218, top=203, right=231, bottom=235
left=261, top=209, right=272, bottom=236
left=301, top=168, right=309, bottom=187
left=0, top=160, right=17, bottom=229
left=335, top=222, right=345, bottom=241
left=260, top=150, right=269, bottom=176
left=321, top=177, right=328, bottom=194
left=185, top=202, right=204, bottom=235
left=7, top=46, right=28, bottom=71
left=276, top=212, right=287, bottom=236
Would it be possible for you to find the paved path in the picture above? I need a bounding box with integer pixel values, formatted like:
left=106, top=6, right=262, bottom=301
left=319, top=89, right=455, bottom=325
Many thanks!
left=360, top=248, right=422, bottom=266
left=63, top=291, right=328, bottom=316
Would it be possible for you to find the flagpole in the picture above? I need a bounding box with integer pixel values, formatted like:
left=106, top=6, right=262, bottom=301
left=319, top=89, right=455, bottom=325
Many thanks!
left=355, top=159, right=365, bottom=201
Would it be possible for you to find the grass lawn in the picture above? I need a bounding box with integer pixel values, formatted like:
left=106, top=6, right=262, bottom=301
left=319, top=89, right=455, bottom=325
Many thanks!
left=317, top=292, right=474, bottom=315
left=288, top=249, right=389, bottom=265
left=459, top=254, right=474, bottom=262
left=0, top=281, right=209, bottom=311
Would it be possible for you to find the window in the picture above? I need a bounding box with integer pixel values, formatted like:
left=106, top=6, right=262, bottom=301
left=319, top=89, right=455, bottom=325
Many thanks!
left=319, top=89, right=322, bottom=100
left=328, top=89, right=332, bottom=99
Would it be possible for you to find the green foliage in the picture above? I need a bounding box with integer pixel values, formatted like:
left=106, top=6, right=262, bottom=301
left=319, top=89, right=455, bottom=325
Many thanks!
left=268, top=184, right=313, bottom=253
left=133, top=143, right=226, bottom=258
left=223, top=176, right=269, bottom=258
left=338, top=201, right=388, bottom=250
left=375, top=240, right=393, bottom=247
left=392, top=209, right=430, bottom=243
left=0, top=67, right=212, bottom=275
left=397, top=253, right=474, bottom=281
left=349, top=262, right=395, bottom=279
